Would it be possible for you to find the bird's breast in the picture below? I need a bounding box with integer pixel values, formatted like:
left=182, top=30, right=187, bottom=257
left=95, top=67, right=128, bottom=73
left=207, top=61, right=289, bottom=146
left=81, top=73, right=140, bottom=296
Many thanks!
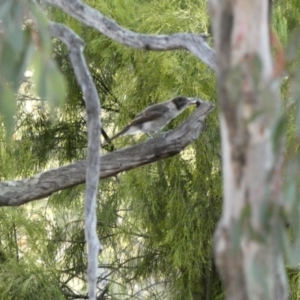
left=141, top=110, right=180, bottom=133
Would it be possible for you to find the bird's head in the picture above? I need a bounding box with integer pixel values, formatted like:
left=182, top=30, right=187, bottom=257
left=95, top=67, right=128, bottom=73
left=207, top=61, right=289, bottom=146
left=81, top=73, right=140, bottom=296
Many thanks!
left=172, top=96, right=202, bottom=110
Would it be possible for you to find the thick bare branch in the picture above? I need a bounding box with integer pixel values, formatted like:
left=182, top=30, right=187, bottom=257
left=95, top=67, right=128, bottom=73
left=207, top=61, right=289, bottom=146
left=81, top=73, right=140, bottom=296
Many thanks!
left=209, top=0, right=288, bottom=299
left=0, top=101, right=214, bottom=207
left=45, top=0, right=216, bottom=70
left=49, top=22, right=101, bottom=299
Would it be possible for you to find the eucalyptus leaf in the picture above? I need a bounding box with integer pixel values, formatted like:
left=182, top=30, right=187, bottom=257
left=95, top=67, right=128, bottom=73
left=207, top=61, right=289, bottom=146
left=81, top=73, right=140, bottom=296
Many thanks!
left=0, top=84, right=17, bottom=135
left=29, top=1, right=52, bottom=55
left=45, top=61, right=67, bottom=109
left=13, top=35, right=35, bottom=89
left=31, top=53, right=66, bottom=107
left=31, top=53, right=47, bottom=103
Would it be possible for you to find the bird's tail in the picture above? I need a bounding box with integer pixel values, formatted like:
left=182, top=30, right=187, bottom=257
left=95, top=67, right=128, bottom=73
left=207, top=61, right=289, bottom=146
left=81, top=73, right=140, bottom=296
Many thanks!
left=102, top=126, right=129, bottom=147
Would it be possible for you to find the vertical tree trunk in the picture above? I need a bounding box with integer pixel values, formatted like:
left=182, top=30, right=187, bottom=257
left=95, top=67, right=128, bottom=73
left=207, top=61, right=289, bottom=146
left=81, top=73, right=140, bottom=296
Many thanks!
left=208, top=0, right=289, bottom=299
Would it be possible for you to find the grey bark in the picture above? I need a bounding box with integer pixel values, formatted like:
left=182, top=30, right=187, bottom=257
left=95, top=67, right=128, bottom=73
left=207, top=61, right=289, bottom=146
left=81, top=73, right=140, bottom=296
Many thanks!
left=0, top=101, right=214, bottom=207
left=49, top=23, right=101, bottom=299
left=209, top=0, right=288, bottom=299
left=45, top=0, right=216, bottom=70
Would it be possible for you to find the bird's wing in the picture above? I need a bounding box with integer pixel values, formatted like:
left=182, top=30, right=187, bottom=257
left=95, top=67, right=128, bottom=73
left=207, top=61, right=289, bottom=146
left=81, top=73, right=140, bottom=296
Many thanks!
left=130, top=104, right=170, bottom=126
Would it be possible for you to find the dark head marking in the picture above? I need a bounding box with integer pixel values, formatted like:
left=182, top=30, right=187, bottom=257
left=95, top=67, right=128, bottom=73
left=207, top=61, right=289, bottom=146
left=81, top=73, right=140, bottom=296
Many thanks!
left=172, top=96, right=189, bottom=110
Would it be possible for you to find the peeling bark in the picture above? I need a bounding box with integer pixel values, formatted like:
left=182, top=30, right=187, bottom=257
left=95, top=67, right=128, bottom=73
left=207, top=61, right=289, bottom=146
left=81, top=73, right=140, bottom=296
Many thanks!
left=209, top=0, right=288, bottom=299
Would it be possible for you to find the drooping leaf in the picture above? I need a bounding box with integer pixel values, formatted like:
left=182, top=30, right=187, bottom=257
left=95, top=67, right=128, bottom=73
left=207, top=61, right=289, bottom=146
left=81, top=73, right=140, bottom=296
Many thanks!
left=0, top=84, right=17, bottom=135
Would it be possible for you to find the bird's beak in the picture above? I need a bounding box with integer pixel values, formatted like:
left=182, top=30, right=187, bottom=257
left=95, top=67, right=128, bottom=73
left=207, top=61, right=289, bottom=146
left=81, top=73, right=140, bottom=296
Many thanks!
left=187, top=97, right=202, bottom=106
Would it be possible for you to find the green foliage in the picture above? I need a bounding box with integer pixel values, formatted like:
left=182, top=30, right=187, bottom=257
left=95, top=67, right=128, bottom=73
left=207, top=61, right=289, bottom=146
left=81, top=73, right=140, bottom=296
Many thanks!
left=116, top=130, right=222, bottom=299
left=0, top=259, right=63, bottom=300
left=275, top=0, right=300, bottom=45
left=64, top=1, right=221, bottom=298
left=0, top=204, right=64, bottom=299
left=0, top=0, right=223, bottom=299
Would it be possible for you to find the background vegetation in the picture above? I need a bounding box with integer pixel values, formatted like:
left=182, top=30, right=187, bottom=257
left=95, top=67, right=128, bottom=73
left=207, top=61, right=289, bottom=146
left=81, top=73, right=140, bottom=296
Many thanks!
left=0, top=0, right=299, bottom=299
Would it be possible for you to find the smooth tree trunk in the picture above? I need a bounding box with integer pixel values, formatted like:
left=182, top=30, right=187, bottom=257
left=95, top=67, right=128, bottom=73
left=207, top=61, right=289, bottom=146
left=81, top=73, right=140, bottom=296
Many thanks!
left=209, top=0, right=288, bottom=299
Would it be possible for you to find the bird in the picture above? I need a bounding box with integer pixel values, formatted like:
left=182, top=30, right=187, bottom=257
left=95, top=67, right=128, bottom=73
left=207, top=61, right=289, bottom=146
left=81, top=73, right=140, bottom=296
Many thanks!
left=105, top=96, right=201, bottom=144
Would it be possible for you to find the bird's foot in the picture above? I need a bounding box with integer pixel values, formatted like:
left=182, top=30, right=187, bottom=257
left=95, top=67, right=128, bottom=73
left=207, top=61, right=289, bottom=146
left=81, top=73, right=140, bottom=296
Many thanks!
left=159, top=130, right=171, bottom=138
left=146, top=133, right=153, bottom=139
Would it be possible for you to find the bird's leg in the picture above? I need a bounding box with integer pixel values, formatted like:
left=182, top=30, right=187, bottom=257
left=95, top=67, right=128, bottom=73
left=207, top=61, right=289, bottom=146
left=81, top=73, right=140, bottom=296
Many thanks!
left=146, top=133, right=153, bottom=139
left=160, top=130, right=171, bottom=138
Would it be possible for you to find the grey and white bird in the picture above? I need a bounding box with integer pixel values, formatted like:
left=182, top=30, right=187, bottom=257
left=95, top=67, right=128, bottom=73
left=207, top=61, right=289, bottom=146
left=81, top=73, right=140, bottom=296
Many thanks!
left=106, top=96, right=201, bottom=143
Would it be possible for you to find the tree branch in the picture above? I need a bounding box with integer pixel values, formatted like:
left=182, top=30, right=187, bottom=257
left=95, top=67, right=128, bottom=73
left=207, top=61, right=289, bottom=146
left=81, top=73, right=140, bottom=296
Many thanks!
left=0, top=101, right=214, bottom=207
left=49, top=22, right=101, bottom=300
left=45, top=0, right=216, bottom=70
